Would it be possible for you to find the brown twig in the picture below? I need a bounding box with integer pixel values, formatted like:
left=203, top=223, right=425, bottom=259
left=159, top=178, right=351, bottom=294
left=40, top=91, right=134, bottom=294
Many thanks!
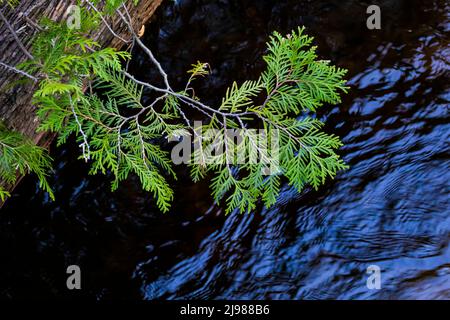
left=0, top=8, right=34, bottom=60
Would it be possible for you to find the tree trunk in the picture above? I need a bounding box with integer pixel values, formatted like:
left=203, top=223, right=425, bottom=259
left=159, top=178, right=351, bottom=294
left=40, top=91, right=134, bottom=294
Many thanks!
left=0, top=0, right=163, bottom=200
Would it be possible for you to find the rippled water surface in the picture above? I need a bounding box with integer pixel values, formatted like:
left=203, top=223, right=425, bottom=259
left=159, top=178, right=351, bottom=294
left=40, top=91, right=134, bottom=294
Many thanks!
left=1, top=0, right=449, bottom=299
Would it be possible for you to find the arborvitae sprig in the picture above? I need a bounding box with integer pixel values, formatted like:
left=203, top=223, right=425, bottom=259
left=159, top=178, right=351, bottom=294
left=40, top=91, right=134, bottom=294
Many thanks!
left=8, top=0, right=348, bottom=214
left=189, top=27, right=349, bottom=213
left=0, top=122, right=53, bottom=201
left=0, top=1, right=141, bottom=203
left=22, top=17, right=177, bottom=211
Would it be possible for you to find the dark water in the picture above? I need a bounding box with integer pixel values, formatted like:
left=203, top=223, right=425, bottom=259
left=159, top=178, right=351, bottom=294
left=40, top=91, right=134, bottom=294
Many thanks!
left=1, top=0, right=449, bottom=299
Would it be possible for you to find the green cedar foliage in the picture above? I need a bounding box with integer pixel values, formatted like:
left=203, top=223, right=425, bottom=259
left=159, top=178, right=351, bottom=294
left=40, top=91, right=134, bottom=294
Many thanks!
left=0, top=122, right=53, bottom=201
left=0, top=0, right=18, bottom=7
left=4, top=1, right=348, bottom=213
left=20, top=16, right=176, bottom=211
left=190, top=28, right=349, bottom=213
